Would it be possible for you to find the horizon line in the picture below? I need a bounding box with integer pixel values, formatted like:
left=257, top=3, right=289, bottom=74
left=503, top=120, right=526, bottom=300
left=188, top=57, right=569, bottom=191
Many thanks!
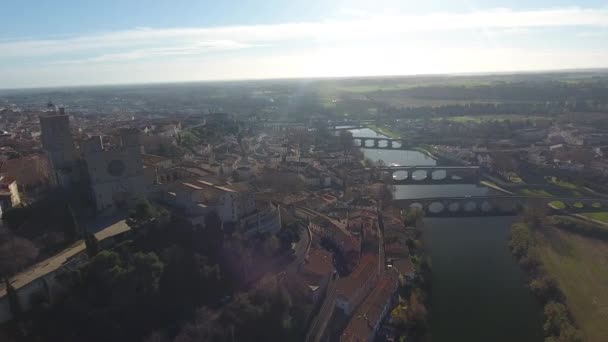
left=2, top=66, right=608, bottom=92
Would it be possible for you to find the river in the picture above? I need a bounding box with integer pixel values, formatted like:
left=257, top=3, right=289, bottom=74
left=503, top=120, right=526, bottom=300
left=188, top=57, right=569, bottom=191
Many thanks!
left=350, top=128, right=543, bottom=342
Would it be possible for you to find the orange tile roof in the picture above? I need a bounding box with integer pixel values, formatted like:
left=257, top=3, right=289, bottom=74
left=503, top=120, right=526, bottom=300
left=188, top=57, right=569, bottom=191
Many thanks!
left=335, top=254, right=378, bottom=299
left=301, top=248, right=333, bottom=280
left=340, top=272, right=399, bottom=342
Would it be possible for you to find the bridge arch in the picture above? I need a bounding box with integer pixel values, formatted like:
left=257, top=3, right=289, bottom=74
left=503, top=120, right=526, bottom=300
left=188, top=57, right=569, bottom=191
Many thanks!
left=480, top=201, right=494, bottom=212
left=392, top=171, right=408, bottom=181
left=411, top=170, right=428, bottom=181
left=428, top=202, right=445, bottom=214
left=463, top=201, right=478, bottom=212
left=409, top=203, right=424, bottom=211
left=447, top=202, right=461, bottom=212
left=431, top=169, right=447, bottom=180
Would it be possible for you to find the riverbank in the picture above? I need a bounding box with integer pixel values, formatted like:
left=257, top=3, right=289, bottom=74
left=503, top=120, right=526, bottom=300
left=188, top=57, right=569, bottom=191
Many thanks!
left=537, top=226, right=608, bottom=342
left=364, top=123, right=401, bottom=139
left=508, top=216, right=603, bottom=341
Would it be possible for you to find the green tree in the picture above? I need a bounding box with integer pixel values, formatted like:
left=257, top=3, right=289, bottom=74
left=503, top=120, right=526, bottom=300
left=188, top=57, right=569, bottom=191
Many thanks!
left=530, top=276, right=560, bottom=302
left=132, top=252, right=164, bottom=296
left=401, top=207, right=424, bottom=227
left=127, top=200, right=168, bottom=230
left=338, top=130, right=354, bottom=154
left=262, top=235, right=281, bottom=257
left=203, top=211, right=224, bottom=262
left=64, top=204, right=80, bottom=242
left=543, top=301, right=570, bottom=337
left=5, top=277, right=21, bottom=319
left=85, top=232, right=99, bottom=258
left=509, top=223, right=532, bottom=258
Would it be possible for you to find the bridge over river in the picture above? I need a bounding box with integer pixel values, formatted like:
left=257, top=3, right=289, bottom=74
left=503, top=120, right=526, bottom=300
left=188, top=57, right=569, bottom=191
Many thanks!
left=353, top=137, right=410, bottom=149
left=394, top=195, right=608, bottom=216
left=377, top=165, right=480, bottom=185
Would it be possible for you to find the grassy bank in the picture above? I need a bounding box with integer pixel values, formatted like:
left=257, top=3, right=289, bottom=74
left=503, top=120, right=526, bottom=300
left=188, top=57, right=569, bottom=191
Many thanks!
left=580, top=212, right=608, bottom=223
left=364, top=124, right=402, bottom=139
left=518, top=188, right=553, bottom=197
left=538, top=228, right=608, bottom=342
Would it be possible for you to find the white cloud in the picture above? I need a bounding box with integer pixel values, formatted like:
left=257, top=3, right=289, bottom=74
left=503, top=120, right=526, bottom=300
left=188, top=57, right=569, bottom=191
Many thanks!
left=2, top=7, right=608, bottom=88
left=1, top=7, right=607, bottom=62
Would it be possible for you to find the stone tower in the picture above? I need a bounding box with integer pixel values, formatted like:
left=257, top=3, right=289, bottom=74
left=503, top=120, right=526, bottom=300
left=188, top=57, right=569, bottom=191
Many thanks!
left=39, top=113, right=77, bottom=187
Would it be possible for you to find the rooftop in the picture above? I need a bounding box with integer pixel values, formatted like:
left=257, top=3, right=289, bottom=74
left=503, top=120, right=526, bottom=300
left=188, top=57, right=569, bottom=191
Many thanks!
left=301, top=248, right=334, bottom=280
left=335, top=254, right=378, bottom=299
left=340, top=272, right=399, bottom=342
left=142, top=153, right=171, bottom=166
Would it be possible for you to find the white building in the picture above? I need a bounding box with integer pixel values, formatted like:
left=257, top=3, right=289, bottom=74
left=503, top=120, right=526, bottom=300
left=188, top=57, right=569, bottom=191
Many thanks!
left=162, top=179, right=281, bottom=235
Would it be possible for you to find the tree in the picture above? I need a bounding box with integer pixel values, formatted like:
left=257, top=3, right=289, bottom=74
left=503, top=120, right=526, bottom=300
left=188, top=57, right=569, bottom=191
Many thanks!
left=202, top=211, right=224, bottom=262
left=132, top=252, right=164, bottom=296
left=522, top=204, right=547, bottom=230
left=127, top=200, right=167, bottom=229
left=530, top=276, right=560, bottom=302
left=491, top=152, right=519, bottom=180
left=509, top=223, right=532, bottom=258
left=401, top=207, right=425, bottom=228
left=543, top=301, right=570, bottom=337
left=339, top=130, right=354, bottom=154
left=85, top=232, right=99, bottom=258
left=5, top=277, right=21, bottom=319
left=262, top=235, right=281, bottom=257
left=64, top=204, right=80, bottom=242
left=0, top=233, right=39, bottom=277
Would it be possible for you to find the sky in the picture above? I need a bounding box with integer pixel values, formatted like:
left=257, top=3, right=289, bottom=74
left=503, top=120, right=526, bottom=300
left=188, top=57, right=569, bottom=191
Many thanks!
left=2, top=0, right=608, bottom=88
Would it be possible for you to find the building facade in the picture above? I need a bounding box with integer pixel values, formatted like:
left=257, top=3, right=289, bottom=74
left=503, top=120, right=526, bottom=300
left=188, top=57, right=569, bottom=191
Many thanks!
left=81, top=129, right=146, bottom=213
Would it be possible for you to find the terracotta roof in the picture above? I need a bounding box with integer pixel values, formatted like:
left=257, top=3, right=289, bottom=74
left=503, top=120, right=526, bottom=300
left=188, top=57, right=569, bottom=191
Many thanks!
left=340, top=272, right=399, bottom=342
left=392, top=258, right=415, bottom=276
left=142, top=153, right=170, bottom=165
left=335, top=254, right=378, bottom=299
left=301, top=248, right=333, bottom=281
left=385, top=243, right=409, bottom=258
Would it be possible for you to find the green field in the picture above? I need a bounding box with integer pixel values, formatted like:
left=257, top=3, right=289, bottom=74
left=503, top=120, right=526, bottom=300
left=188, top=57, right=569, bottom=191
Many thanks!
left=549, top=200, right=566, bottom=209
left=546, top=176, right=581, bottom=191
left=581, top=212, right=608, bottom=223
left=519, top=188, right=553, bottom=197
left=365, top=124, right=401, bottom=139
left=539, top=228, right=608, bottom=342
left=433, top=115, right=553, bottom=124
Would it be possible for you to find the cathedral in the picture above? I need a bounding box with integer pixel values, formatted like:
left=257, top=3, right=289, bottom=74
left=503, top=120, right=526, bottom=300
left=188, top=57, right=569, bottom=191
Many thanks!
left=39, top=109, right=145, bottom=214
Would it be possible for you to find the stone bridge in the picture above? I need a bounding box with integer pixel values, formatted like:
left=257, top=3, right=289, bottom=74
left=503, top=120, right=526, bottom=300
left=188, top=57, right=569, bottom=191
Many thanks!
left=394, top=195, right=608, bottom=216
left=378, top=166, right=480, bottom=184
left=352, top=137, right=409, bottom=150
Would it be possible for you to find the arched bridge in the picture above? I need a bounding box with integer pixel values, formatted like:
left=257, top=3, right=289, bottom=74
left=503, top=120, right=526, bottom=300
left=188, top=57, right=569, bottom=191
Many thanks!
left=352, top=137, right=409, bottom=149
left=394, top=195, right=608, bottom=217
left=378, top=166, right=480, bottom=184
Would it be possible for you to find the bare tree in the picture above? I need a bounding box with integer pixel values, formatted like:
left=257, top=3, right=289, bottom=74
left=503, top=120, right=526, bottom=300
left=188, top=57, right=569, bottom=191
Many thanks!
left=0, top=230, right=39, bottom=277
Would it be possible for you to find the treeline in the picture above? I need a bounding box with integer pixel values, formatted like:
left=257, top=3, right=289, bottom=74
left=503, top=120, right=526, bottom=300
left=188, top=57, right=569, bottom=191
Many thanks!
left=1, top=198, right=86, bottom=279
left=382, top=102, right=577, bottom=119
left=5, top=202, right=300, bottom=342
left=550, top=216, right=608, bottom=241
left=388, top=81, right=608, bottom=104
left=509, top=219, right=583, bottom=342
left=389, top=208, right=431, bottom=342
